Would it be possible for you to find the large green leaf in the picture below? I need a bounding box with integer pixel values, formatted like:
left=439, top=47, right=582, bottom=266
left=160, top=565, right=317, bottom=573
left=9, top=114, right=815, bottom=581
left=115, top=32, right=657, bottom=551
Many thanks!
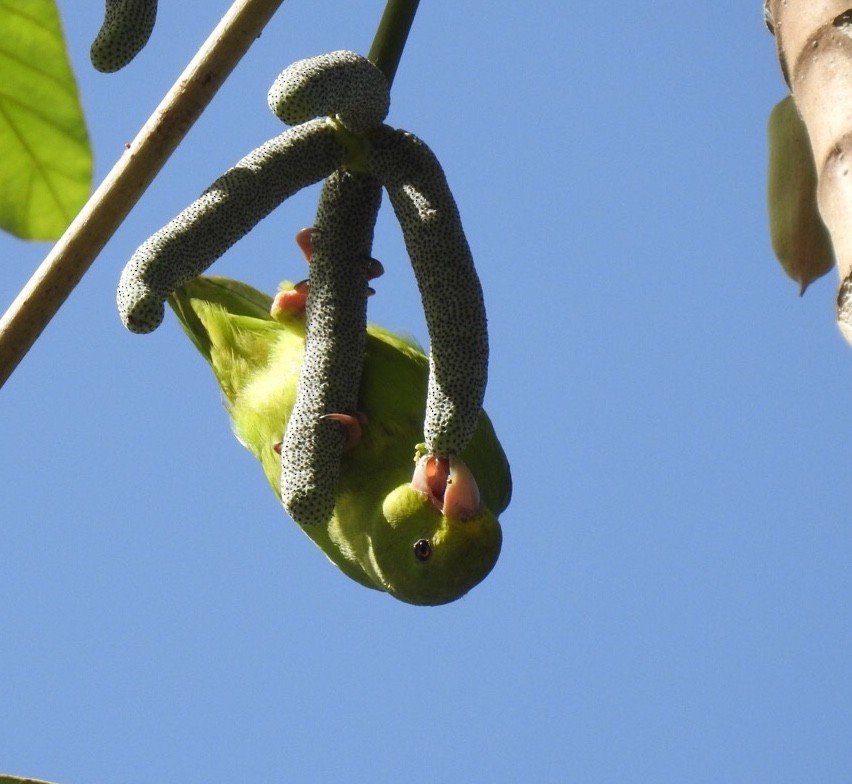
left=0, top=0, right=92, bottom=240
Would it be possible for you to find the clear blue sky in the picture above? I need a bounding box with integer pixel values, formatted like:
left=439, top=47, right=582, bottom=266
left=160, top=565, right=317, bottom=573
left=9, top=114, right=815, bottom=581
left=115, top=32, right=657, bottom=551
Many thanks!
left=2, top=2, right=850, bottom=782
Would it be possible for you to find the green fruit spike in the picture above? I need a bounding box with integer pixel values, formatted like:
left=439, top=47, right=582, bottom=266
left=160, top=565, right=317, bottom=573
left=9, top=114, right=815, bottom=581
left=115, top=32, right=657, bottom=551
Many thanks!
left=167, top=273, right=511, bottom=606
left=767, top=95, right=836, bottom=295
left=279, top=170, right=381, bottom=527
left=90, top=0, right=158, bottom=73
left=117, top=118, right=346, bottom=334
left=369, top=127, right=488, bottom=457
left=268, top=50, right=390, bottom=133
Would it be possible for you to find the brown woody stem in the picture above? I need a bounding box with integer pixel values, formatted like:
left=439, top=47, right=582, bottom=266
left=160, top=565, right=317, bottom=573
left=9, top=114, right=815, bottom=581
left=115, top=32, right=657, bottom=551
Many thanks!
left=0, top=0, right=285, bottom=390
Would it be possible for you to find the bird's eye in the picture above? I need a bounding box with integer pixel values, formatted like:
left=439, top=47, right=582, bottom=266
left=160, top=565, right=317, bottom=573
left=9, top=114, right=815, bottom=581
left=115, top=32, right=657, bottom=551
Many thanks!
left=413, top=538, right=433, bottom=562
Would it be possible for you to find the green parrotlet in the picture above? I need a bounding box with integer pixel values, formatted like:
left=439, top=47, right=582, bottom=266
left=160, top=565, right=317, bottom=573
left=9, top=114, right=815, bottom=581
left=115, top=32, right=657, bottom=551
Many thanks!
left=168, top=273, right=511, bottom=605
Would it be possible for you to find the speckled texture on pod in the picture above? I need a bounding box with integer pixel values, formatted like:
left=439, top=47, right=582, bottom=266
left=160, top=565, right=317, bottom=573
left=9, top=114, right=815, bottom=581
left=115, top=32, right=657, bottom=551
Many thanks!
left=268, top=50, right=390, bottom=133
left=280, top=170, right=382, bottom=526
left=368, top=127, right=488, bottom=457
left=90, top=0, right=158, bottom=73
left=118, top=47, right=492, bottom=517
left=117, top=119, right=347, bottom=333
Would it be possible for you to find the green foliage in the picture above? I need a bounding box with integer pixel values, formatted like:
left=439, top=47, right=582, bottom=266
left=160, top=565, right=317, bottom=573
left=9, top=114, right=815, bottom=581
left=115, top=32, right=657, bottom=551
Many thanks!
left=767, top=95, right=835, bottom=294
left=0, top=0, right=92, bottom=240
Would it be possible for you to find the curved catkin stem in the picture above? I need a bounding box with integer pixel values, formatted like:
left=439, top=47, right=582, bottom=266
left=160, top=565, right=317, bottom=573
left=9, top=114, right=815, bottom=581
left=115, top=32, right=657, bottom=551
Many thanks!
left=280, top=171, right=382, bottom=526
left=117, top=119, right=346, bottom=333
left=368, top=127, right=487, bottom=456
left=768, top=2, right=852, bottom=337
left=91, top=0, right=158, bottom=73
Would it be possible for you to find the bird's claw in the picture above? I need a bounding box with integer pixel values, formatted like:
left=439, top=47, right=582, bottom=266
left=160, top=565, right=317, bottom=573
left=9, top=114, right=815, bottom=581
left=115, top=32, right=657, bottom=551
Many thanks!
left=320, top=412, right=368, bottom=450
left=295, top=227, right=315, bottom=261
left=272, top=229, right=384, bottom=322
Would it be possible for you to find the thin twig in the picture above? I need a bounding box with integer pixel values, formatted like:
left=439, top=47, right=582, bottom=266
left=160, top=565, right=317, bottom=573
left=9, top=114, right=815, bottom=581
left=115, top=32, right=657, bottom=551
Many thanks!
left=367, top=0, right=420, bottom=88
left=0, top=0, right=285, bottom=391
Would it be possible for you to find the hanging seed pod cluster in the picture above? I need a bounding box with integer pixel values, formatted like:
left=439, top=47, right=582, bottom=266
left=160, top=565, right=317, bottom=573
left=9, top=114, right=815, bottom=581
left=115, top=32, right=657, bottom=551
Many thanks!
left=117, top=51, right=493, bottom=539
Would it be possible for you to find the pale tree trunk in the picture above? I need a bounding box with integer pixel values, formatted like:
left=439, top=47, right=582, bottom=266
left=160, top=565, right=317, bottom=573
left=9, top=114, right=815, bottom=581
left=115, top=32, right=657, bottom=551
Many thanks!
left=768, top=0, right=852, bottom=341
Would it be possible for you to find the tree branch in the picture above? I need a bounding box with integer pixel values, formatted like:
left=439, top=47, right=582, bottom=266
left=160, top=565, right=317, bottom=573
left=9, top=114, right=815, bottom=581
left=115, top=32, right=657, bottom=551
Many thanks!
left=769, top=1, right=852, bottom=340
left=367, top=0, right=420, bottom=88
left=0, top=0, right=285, bottom=390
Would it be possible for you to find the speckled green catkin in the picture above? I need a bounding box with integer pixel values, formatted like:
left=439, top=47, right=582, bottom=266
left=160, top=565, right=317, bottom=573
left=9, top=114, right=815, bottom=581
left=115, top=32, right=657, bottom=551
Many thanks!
left=268, top=50, right=390, bottom=133
left=90, top=0, right=158, bottom=73
left=280, top=170, right=382, bottom=526
left=368, top=127, right=488, bottom=457
left=118, top=119, right=347, bottom=334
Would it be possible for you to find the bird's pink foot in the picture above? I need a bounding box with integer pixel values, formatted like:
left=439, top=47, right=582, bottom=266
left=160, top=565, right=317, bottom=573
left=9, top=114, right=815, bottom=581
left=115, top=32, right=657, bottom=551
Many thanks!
left=270, top=279, right=309, bottom=320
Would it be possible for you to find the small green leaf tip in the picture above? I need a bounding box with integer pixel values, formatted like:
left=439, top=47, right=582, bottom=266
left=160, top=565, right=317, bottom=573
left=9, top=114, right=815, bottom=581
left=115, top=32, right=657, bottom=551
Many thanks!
left=90, top=0, right=158, bottom=73
left=268, top=50, right=390, bottom=133
left=280, top=170, right=382, bottom=526
left=118, top=119, right=346, bottom=333
left=368, top=128, right=488, bottom=457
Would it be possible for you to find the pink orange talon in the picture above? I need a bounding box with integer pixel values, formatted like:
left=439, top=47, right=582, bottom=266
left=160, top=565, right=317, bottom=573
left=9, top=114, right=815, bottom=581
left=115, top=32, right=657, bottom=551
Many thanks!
left=320, top=412, right=367, bottom=450
left=411, top=454, right=482, bottom=520
left=295, top=227, right=315, bottom=262
left=273, top=441, right=282, bottom=454
left=366, top=258, right=384, bottom=279
left=270, top=287, right=308, bottom=320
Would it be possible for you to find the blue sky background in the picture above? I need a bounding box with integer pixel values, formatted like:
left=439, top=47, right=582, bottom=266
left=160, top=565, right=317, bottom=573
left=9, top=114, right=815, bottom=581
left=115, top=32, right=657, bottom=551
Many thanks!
left=2, top=2, right=851, bottom=782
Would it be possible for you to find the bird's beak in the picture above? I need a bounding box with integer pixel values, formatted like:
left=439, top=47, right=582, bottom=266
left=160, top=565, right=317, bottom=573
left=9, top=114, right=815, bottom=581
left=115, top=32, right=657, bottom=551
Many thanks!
left=411, top=454, right=482, bottom=520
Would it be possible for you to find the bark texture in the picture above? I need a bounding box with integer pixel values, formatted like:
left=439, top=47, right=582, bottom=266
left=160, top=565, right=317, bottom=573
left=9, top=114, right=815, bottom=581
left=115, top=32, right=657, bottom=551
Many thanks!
left=769, top=0, right=852, bottom=339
